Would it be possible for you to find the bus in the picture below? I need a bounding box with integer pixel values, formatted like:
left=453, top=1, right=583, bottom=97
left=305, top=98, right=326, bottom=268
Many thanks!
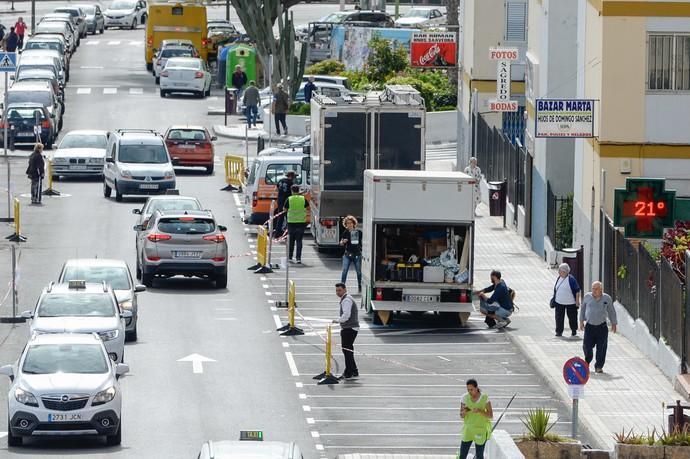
left=145, top=1, right=208, bottom=70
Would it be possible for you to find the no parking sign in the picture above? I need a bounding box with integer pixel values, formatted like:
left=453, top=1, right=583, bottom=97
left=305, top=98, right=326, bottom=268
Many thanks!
left=563, top=356, right=589, bottom=439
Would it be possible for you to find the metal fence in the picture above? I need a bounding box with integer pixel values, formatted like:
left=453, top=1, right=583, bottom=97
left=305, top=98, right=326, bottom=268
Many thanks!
left=615, top=230, right=639, bottom=318
left=602, top=211, right=617, bottom=300
left=546, top=181, right=572, bottom=250
left=660, top=256, right=684, bottom=357
left=638, top=244, right=660, bottom=339
left=686, top=251, right=690, bottom=371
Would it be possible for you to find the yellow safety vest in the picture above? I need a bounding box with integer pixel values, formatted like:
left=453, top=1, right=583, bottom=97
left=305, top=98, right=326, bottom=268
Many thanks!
left=287, top=195, right=307, bottom=223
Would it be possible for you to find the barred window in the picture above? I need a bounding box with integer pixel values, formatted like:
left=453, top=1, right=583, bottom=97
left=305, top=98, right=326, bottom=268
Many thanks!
left=505, top=2, right=527, bottom=42
left=648, top=34, right=690, bottom=91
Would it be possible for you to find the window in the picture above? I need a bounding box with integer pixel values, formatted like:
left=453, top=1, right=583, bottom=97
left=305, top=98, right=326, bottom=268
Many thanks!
left=264, top=163, right=302, bottom=185
left=648, top=34, right=690, bottom=91
left=505, top=2, right=527, bottom=42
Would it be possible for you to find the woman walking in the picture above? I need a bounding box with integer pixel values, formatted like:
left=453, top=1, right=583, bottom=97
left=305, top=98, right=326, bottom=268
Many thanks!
left=464, top=157, right=482, bottom=216
left=459, top=379, right=493, bottom=459
left=551, top=263, right=581, bottom=337
left=339, top=215, right=362, bottom=293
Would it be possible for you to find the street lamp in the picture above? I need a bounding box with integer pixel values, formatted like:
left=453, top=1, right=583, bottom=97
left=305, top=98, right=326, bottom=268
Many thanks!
left=31, top=0, right=36, bottom=32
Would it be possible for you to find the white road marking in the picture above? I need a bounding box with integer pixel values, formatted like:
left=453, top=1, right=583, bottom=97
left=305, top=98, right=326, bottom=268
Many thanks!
left=306, top=417, right=315, bottom=424
left=272, top=314, right=282, bottom=328
left=85, top=40, right=99, bottom=45
left=232, top=193, right=241, bottom=205
left=129, top=87, right=144, bottom=95
left=282, top=341, right=289, bottom=348
left=295, top=382, right=303, bottom=388
left=284, top=352, right=299, bottom=376
left=216, top=317, right=237, bottom=321
left=299, top=393, right=307, bottom=399
left=80, top=65, right=104, bottom=69
left=302, top=405, right=311, bottom=412
left=260, top=276, right=267, bottom=281
left=262, top=284, right=269, bottom=289
left=437, top=356, right=451, bottom=361
left=177, top=353, right=216, bottom=374
left=76, top=88, right=92, bottom=94
left=129, top=40, right=143, bottom=45
left=103, top=88, right=117, bottom=95
left=107, top=40, right=121, bottom=45
left=311, top=431, right=320, bottom=438
left=270, top=306, right=277, bottom=311
left=315, top=444, right=324, bottom=451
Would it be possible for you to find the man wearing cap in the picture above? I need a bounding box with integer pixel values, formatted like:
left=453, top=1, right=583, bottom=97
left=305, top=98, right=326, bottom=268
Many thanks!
left=231, top=64, right=248, bottom=113
left=273, top=83, right=289, bottom=136
left=273, top=170, right=295, bottom=238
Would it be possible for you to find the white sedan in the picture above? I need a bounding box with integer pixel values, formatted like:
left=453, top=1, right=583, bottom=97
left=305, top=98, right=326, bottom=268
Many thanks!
left=159, top=57, right=212, bottom=99
left=51, top=129, right=110, bottom=178
left=395, top=7, right=446, bottom=28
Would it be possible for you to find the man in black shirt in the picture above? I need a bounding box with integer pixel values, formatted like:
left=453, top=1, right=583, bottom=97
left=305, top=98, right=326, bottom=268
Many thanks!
left=274, top=171, right=295, bottom=238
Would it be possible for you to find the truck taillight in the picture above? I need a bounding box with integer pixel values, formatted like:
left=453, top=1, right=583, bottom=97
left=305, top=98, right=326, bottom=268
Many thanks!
left=320, top=218, right=336, bottom=228
left=252, top=192, right=257, bottom=208
left=375, top=289, right=383, bottom=301
left=459, top=290, right=469, bottom=303
left=201, top=38, right=208, bottom=48
left=147, top=36, right=153, bottom=47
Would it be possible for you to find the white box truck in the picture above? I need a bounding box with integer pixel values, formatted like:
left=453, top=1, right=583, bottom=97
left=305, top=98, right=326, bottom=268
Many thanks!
left=361, top=170, right=476, bottom=326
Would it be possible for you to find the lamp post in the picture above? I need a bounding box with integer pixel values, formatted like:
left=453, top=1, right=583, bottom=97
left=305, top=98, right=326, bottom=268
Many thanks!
left=31, top=0, right=36, bottom=33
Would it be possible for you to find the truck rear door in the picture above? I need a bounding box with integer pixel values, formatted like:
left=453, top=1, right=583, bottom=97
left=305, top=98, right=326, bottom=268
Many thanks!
left=323, top=111, right=368, bottom=191
left=372, top=110, right=423, bottom=170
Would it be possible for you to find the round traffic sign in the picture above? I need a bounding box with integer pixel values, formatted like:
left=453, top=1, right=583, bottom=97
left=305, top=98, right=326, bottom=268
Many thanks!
left=563, top=356, right=589, bottom=385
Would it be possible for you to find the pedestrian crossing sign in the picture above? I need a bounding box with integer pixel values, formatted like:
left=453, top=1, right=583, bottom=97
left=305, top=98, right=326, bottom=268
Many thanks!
left=0, top=52, right=16, bottom=72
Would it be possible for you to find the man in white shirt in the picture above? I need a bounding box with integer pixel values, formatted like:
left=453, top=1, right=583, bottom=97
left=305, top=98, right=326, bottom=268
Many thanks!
left=333, top=283, right=359, bottom=379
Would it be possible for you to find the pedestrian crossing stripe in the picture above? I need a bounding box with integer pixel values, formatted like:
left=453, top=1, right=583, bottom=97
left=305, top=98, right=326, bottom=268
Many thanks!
left=85, top=40, right=142, bottom=46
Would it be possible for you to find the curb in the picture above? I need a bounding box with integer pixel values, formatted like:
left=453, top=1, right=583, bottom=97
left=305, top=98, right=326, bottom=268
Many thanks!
left=506, top=333, right=614, bottom=451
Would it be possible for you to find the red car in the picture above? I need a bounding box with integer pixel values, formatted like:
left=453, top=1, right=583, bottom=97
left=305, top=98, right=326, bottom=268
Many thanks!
left=164, top=125, right=217, bottom=174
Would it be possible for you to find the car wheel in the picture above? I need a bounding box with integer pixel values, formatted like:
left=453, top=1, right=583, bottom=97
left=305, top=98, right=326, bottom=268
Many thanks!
left=126, top=328, right=137, bottom=342
left=7, top=420, right=21, bottom=447
left=100, top=25, right=105, bottom=34
left=103, top=182, right=112, bottom=198
left=197, top=91, right=204, bottom=99
left=141, top=13, right=147, bottom=24
left=106, top=421, right=121, bottom=446
left=58, top=118, right=63, bottom=131
left=146, top=62, right=153, bottom=71
left=206, top=164, right=214, bottom=174
left=115, top=184, right=123, bottom=202
left=205, top=86, right=211, bottom=97
left=215, top=271, right=227, bottom=289
left=142, top=272, right=153, bottom=288
left=155, top=76, right=159, bottom=85
left=131, top=18, right=137, bottom=29
left=160, top=89, right=166, bottom=98
left=135, top=258, right=142, bottom=279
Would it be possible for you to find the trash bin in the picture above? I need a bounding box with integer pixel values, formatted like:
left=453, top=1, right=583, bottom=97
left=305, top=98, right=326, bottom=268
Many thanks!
left=225, top=87, right=238, bottom=115
left=488, top=180, right=506, bottom=217
left=217, top=45, right=231, bottom=89
left=257, top=136, right=265, bottom=154
left=561, top=245, right=584, bottom=288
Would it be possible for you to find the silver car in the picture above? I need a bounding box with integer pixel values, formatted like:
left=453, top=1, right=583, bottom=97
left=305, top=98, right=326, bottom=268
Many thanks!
left=0, top=333, right=129, bottom=447
left=22, top=281, right=131, bottom=363
left=58, top=259, right=145, bottom=341
left=52, top=130, right=109, bottom=178
left=135, top=210, right=228, bottom=288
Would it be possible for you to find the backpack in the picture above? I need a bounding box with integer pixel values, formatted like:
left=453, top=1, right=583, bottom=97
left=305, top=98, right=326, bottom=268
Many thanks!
left=508, top=287, right=518, bottom=312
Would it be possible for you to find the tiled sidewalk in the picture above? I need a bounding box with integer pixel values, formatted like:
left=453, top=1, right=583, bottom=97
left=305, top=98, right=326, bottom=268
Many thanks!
left=473, top=205, right=684, bottom=450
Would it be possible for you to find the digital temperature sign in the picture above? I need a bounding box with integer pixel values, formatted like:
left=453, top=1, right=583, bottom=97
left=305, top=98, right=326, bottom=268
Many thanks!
left=613, top=178, right=676, bottom=239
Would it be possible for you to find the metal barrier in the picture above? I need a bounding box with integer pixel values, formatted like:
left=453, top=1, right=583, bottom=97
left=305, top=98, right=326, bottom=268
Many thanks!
left=247, top=226, right=272, bottom=273
left=222, top=155, right=244, bottom=191
left=313, top=324, right=339, bottom=385
left=42, top=159, right=61, bottom=196
left=6, top=198, right=26, bottom=242
left=277, top=280, right=304, bottom=336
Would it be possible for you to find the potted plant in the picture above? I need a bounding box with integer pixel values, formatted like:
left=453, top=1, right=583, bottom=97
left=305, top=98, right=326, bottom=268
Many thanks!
left=516, top=408, right=581, bottom=458
left=657, top=427, right=690, bottom=459
left=614, top=428, right=662, bottom=459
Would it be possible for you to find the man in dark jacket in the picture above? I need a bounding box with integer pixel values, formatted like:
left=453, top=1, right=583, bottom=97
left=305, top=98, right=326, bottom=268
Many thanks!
left=475, top=270, right=513, bottom=329
left=4, top=26, right=18, bottom=52
left=273, top=170, right=294, bottom=238
left=304, top=76, right=317, bottom=103
left=231, top=65, right=247, bottom=112
left=273, top=83, right=289, bottom=135
left=242, top=80, right=260, bottom=128
left=26, top=143, right=45, bottom=204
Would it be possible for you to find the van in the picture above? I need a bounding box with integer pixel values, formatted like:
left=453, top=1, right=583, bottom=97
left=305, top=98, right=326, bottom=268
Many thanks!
left=243, top=155, right=310, bottom=225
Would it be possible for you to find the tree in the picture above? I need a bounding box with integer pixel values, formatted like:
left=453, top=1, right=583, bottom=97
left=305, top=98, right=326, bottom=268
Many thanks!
left=365, top=35, right=409, bottom=83
left=229, top=0, right=306, bottom=99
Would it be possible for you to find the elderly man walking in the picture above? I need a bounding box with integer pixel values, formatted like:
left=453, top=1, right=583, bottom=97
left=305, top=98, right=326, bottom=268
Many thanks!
left=579, top=281, right=617, bottom=374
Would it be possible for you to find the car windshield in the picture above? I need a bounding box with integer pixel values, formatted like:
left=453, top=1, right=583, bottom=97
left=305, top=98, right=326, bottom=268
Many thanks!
left=37, top=293, right=116, bottom=317
left=7, top=108, right=45, bottom=120
left=320, top=12, right=349, bottom=22
left=110, top=1, right=135, bottom=9
left=59, top=134, right=107, bottom=149
left=17, top=65, right=57, bottom=78
left=55, top=9, right=79, bottom=17
left=23, top=344, right=109, bottom=375
left=404, top=9, right=431, bottom=17
left=7, top=90, right=52, bottom=106
left=158, top=217, right=215, bottom=234
left=161, top=48, right=193, bottom=58
left=25, top=42, right=61, bottom=52
left=62, top=266, right=131, bottom=290
left=146, top=198, right=201, bottom=215
left=119, top=144, right=169, bottom=164
left=80, top=6, right=96, bottom=14
left=167, top=129, right=206, bottom=141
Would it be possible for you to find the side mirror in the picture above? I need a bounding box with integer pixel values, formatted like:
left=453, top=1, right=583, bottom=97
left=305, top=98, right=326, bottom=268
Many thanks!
left=115, top=363, right=129, bottom=379
left=133, top=224, right=144, bottom=231
left=301, top=155, right=311, bottom=172
left=132, top=208, right=141, bottom=214
left=9, top=74, right=14, bottom=80
left=105, top=157, right=114, bottom=163
left=171, top=158, right=180, bottom=166
left=21, top=310, right=33, bottom=319
left=218, top=225, right=227, bottom=232
left=0, top=364, right=14, bottom=382
left=121, top=310, right=133, bottom=319
left=134, top=284, right=146, bottom=293
left=211, top=136, right=217, bottom=141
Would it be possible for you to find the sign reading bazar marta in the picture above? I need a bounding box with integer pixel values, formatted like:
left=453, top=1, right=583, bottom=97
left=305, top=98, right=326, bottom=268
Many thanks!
left=488, top=47, right=518, bottom=112
left=613, top=178, right=676, bottom=239
left=410, top=32, right=457, bottom=68
left=535, top=99, right=595, bottom=138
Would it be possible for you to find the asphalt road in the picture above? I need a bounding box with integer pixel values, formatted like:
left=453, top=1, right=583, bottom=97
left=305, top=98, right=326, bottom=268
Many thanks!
left=0, top=6, right=574, bottom=459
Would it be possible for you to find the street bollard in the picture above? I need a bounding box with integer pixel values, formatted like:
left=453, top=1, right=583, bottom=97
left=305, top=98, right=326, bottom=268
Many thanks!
left=6, top=198, right=26, bottom=242
left=247, top=226, right=273, bottom=273
left=0, top=244, right=26, bottom=323
left=277, top=280, right=304, bottom=336
left=42, top=159, right=61, bottom=196
left=313, top=325, right=340, bottom=385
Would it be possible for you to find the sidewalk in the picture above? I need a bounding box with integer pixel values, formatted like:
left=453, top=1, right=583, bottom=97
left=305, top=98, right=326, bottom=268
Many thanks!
left=473, top=206, right=684, bottom=450
left=213, top=124, right=302, bottom=143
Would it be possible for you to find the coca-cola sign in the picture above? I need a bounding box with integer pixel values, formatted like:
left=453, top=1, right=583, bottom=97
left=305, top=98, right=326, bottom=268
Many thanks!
left=410, top=32, right=457, bottom=68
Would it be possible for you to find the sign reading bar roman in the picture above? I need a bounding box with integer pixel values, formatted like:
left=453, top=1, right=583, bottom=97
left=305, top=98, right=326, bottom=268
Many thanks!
left=535, top=99, right=595, bottom=138
left=410, top=32, right=457, bottom=68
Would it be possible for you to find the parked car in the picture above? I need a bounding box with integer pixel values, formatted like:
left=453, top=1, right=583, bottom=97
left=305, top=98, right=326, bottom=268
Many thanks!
left=152, top=39, right=198, bottom=75
left=104, top=0, right=147, bottom=29
left=53, top=6, right=89, bottom=38
left=23, top=35, right=70, bottom=63
left=103, top=129, right=176, bottom=201
left=153, top=45, right=198, bottom=83
left=51, top=130, right=110, bottom=178
left=33, top=21, right=76, bottom=53
left=19, top=48, right=69, bottom=83
left=163, top=125, right=217, bottom=173
left=295, top=11, right=350, bottom=41
left=7, top=81, right=63, bottom=133
left=75, top=3, right=106, bottom=34
left=39, top=14, right=80, bottom=48
left=14, top=69, right=64, bottom=105
left=0, top=332, right=129, bottom=447
left=1, top=103, right=55, bottom=148
left=135, top=209, right=228, bottom=288
left=395, top=7, right=446, bottom=28
left=159, top=57, right=212, bottom=99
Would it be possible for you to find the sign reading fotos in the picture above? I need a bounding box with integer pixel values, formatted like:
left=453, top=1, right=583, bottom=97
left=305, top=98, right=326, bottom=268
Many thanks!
left=488, top=47, right=519, bottom=112
left=410, top=32, right=457, bottom=68
left=535, top=99, right=595, bottom=138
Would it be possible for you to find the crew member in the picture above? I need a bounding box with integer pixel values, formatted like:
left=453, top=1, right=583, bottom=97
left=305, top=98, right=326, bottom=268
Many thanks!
left=284, top=184, right=308, bottom=263
left=333, top=282, right=359, bottom=379
left=274, top=170, right=295, bottom=239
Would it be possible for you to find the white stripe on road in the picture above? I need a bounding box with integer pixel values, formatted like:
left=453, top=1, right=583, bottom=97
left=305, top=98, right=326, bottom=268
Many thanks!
left=129, top=40, right=143, bottom=45
left=273, top=314, right=282, bottom=328
left=129, top=87, right=144, bottom=95
left=291, top=352, right=515, bottom=356
left=284, top=352, right=299, bottom=376
left=103, top=88, right=117, bottom=95
left=80, top=65, right=104, bottom=69
left=76, top=88, right=92, bottom=94
left=304, top=394, right=551, bottom=399
left=85, top=40, right=99, bottom=45
left=107, top=40, right=121, bottom=45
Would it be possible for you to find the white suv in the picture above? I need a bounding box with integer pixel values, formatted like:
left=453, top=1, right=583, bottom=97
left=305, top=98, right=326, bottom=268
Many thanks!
left=0, top=333, right=129, bottom=447
left=103, top=129, right=176, bottom=202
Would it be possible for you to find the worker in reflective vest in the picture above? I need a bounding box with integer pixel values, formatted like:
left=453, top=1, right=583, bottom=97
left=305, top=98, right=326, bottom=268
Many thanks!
left=284, top=185, right=308, bottom=264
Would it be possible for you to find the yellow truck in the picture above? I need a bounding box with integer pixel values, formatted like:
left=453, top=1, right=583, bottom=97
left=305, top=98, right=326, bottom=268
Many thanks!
left=145, top=1, right=208, bottom=70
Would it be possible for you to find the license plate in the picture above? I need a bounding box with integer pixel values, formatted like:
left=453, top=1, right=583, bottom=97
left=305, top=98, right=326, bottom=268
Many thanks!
left=180, top=144, right=196, bottom=149
left=322, top=228, right=336, bottom=240
left=16, top=132, right=33, bottom=137
left=48, top=413, right=82, bottom=422
left=405, top=295, right=437, bottom=303
left=139, top=183, right=159, bottom=189
left=173, top=251, right=201, bottom=258
left=69, top=165, right=87, bottom=170
left=173, top=82, right=187, bottom=87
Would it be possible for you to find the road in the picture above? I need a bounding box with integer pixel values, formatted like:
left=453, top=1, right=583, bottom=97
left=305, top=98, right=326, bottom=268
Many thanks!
left=0, top=6, right=571, bottom=459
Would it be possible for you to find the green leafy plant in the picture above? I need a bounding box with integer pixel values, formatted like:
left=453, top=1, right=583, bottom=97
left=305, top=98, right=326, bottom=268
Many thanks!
left=660, top=220, right=690, bottom=282
left=617, top=264, right=628, bottom=279
left=642, top=242, right=662, bottom=262
left=613, top=427, right=658, bottom=445
left=288, top=102, right=310, bottom=116
left=305, top=59, right=345, bottom=76
left=520, top=408, right=565, bottom=442
left=365, top=35, right=409, bottom=83
left=555, top=193, right=573, bottom=250
left=657, top=426, right=690, bottom=446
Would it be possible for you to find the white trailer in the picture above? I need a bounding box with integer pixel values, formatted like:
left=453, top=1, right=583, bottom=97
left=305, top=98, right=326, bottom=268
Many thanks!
left=361, top=170, right=476, bottom=326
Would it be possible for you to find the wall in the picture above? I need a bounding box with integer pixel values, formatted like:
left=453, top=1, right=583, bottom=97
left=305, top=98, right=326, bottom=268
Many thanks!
left=426, top=111, right=458, bottom=144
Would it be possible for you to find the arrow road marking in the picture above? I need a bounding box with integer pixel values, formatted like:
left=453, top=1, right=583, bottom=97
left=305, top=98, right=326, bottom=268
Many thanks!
left=177, top=353, right=216, bottom=374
